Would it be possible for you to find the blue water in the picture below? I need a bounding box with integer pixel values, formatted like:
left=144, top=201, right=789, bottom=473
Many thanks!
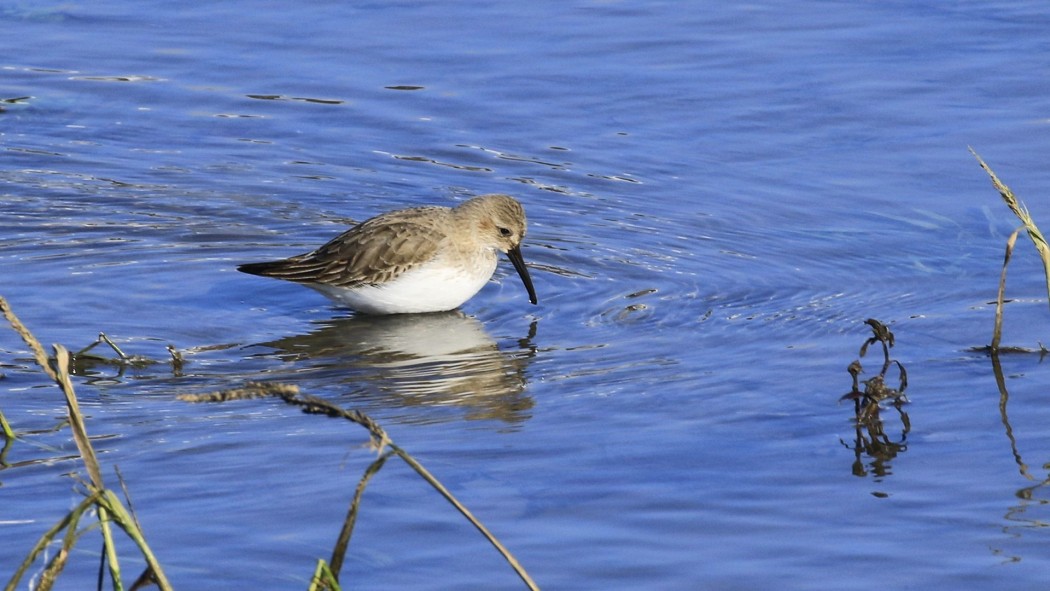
left=5, top=1, right=1050, bottom=589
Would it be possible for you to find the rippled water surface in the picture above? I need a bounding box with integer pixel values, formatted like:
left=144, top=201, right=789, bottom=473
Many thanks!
left=5, top=1, right=1050, bottom=589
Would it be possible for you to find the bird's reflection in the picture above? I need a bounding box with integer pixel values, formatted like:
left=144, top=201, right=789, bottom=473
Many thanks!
left=253, top=311, right=537, bottom=424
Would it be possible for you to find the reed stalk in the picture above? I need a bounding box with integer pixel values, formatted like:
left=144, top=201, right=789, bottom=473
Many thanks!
left=0, top=296, right=172, bottom=591
left=992, top=229, right=1022, bottom=350
left=181, top=383, right=540, bottom=591
left=971, top=147, right=1050, bottom=313
left=4, top=494, right=97, bottom=591
left=329, top=450, right=393, bottom=578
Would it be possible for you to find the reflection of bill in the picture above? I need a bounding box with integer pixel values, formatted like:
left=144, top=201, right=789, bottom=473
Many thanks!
left=255, top=311, right=537, bottom=424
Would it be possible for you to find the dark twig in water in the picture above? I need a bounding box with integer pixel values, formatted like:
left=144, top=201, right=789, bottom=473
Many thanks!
left=839, top=319, right=910, bottom=473
left=73, top=332, right=130, bottom=360
left=840, top=319, right=909, bottom=415
left=859, top=318, right=895, bottom=374
left=70, top=332, right=158, bottom=370
left=167, top=345, right=184, bottom=374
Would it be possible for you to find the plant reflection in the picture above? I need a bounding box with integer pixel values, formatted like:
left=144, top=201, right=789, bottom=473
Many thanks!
left=253, top=311, right=537, bottom=424
left=990, top=351, right=1034, bottom=482
left=989, top=350, right=1050, bottom=560
left=839, top=319, right=910, bottom=478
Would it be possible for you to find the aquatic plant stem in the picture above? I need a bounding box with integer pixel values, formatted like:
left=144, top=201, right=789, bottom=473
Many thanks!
left=296, top=394, right=541, bottom=591
left=51, top=344, right=124, bottom=590
left=4, top=494, right=95, bottom=591
left=329, top=450, right=393, bottom=579
left=97, top=490, right=173, bottom=591
left=1, top=297, right=172, bottom=591
left=52, top=346, right=104, bottom=488
left=308, top=560, right=342, bottom=591
left=992, top=229, right=1022, bottom=351
left=0, top=409, right=14, bottom=441
left=0, top=296, right=59, bottom=383
left=971, top=147, right=1050, bottom=312
left=180, top=383, right=541, bottom=590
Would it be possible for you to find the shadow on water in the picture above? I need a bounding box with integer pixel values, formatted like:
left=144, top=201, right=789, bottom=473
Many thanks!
left=249, top=311, right=538, bottom=424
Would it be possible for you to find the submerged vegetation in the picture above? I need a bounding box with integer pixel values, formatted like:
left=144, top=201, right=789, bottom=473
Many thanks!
left=838, top=150, right=1050, bottom=478
left=839, top=151, right=1050, bottom=476
left=840, top=319, right=908, bottom=423
left=0, top=297, right=538, bottom=591
left=839, top=319, right=910, bottom=477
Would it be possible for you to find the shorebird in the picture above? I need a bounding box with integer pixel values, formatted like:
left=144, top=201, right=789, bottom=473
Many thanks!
left=238, top=194, right=538, bottom=314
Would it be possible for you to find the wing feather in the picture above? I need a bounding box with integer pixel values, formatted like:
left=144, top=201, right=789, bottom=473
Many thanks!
left=238, top=207, right=449, bottom=287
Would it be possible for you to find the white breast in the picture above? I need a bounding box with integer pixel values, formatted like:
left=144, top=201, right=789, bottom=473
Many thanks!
left=309, top=254, right=498, bottom=314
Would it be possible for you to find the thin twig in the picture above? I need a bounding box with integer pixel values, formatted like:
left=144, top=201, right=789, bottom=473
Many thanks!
left=329, top=450, right=394, bottom=579
left=391, top=445, right=540, bottom=591
left=181, top=383, right=540, bottom=590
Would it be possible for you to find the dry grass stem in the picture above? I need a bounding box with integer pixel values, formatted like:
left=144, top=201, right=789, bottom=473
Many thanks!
left=0, top=296, right=59, bottom=383
left=97, top=489, right=173, bottom=590
left=4, top=493, right=97, bottom=591
left=971, top=147, right=1050, bottom=313
left=53, top=345, right=104, bottom=488
left=329, top=451, right=393, bottom=579
left=178, top=381, right=302, bottom=403
left=394, top=447, right=539, bottom=590
left=993, top=228, right=1022, bottom=350
left=1, top=297, right=173, bottom=591
left=180, top=383, right=391, bottom=452
left=182, top=382, right=539, bottom=590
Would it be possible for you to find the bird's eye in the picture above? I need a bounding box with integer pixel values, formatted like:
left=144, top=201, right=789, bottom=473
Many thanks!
left=498, top=227, right=512, bottom=237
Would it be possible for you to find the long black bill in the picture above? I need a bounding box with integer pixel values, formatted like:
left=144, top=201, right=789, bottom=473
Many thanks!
left=506, top=245, right=538, bottom=305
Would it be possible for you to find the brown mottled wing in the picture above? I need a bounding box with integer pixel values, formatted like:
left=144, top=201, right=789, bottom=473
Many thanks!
left=238, top=207, right=448, bottom=287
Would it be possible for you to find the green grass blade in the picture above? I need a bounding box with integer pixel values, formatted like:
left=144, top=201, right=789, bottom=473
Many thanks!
left=4, top=493, right=98, bottom=591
